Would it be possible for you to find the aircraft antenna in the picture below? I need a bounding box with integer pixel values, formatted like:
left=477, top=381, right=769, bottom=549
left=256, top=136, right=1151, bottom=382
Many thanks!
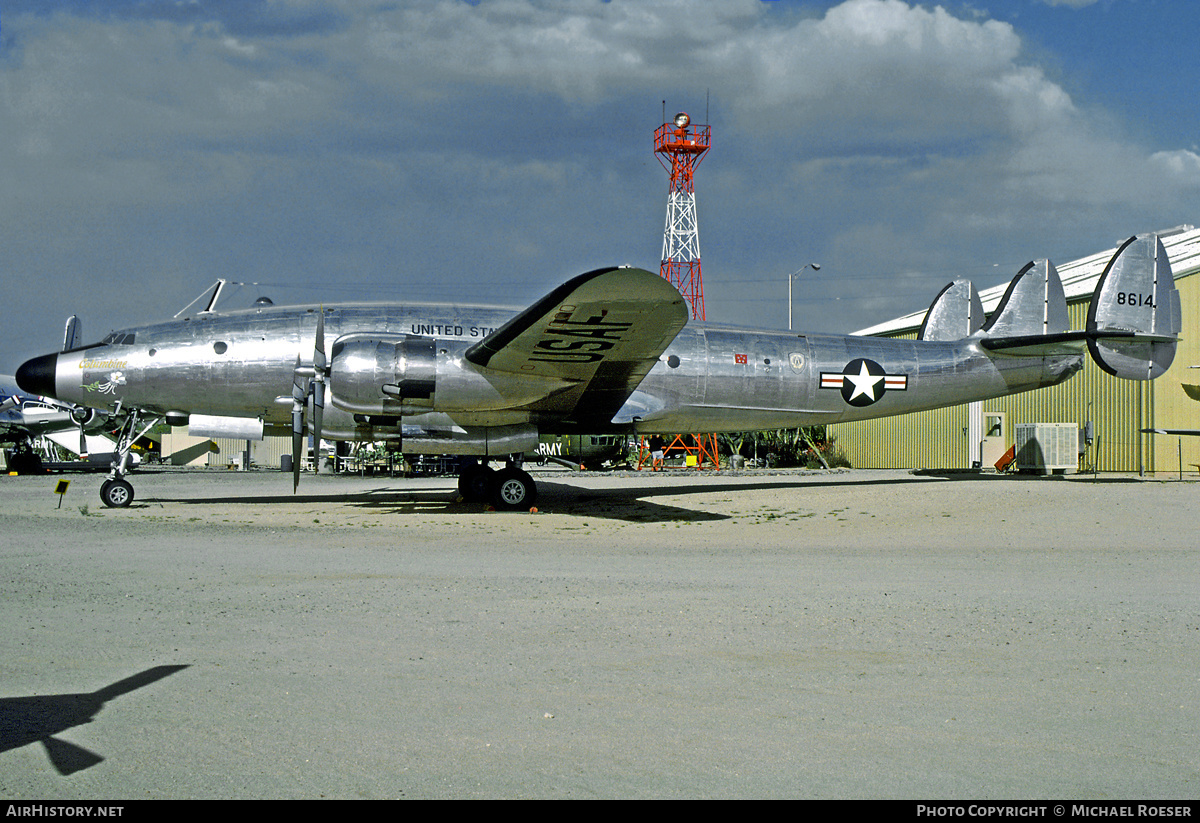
left=174, top=279, right=229, bottom=318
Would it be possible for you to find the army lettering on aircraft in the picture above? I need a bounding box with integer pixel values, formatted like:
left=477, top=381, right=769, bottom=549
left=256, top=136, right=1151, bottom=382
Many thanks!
left=820, top=358, right=908, bottom=407
left=530, top=312, right=633, bottom=364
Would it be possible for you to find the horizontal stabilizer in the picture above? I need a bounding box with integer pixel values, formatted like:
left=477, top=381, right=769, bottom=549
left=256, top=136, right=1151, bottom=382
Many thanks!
left=1086, top=234, right=1180, bottom=379
left=919, top=280, right=985, bottom=341
left=981, top=329, right=1176, bottom=357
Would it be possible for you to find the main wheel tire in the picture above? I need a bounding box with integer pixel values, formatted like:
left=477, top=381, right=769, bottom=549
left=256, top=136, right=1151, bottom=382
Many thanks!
left=492, top=467, right=537, bottom=511
left=457, top=464, right=495, bottom=503
left=100, top=478, right=134, bottom=508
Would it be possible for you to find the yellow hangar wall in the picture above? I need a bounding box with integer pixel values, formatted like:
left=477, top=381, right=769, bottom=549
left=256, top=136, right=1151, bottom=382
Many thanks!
left=829, top=268, right=1200, bottom=474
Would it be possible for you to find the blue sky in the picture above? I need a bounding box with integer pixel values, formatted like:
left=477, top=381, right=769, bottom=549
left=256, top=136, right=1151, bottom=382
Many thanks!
left=3, top=0, right=1199, bottom=369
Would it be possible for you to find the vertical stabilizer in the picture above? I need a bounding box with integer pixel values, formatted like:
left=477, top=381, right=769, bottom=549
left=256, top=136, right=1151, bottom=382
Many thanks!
left=62, top=316, right=81, bottom=352
left=918, top=280, right=985, bottom=341
left=980, top=259, right=1069, bottom=338
left=1086, top=234, right=1180, bottom=379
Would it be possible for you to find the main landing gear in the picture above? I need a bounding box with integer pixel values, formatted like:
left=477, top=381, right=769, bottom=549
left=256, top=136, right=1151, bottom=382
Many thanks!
left=457, top=458, right=538, bottom=511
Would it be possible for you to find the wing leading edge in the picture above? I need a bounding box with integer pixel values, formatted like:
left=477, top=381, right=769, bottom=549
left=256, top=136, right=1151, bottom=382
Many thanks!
left=465, top=267, right=688, bottom=426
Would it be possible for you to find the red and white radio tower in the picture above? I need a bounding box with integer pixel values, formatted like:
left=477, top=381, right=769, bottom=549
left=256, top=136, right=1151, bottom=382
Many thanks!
left=655, top=111, right=710, bottom=320
left=640, top=111, right=720, bottom=471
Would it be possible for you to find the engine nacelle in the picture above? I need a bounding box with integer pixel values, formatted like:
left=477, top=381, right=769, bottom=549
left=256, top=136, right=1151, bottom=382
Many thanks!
left=328, top=334, right=437, bottom=415
left=70, top=405, right=108, bottom=431
left=398, top=420, right=540, bottom=456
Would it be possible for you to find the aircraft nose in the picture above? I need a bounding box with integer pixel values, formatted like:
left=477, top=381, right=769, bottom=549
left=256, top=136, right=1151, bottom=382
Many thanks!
left=16, top=353, right=59, bottom=397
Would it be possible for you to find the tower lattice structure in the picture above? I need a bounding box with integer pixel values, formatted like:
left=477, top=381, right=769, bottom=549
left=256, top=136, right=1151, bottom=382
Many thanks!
left=655, top=112, right=710, bottom=320
left=638, top=112, right=720, bottom=471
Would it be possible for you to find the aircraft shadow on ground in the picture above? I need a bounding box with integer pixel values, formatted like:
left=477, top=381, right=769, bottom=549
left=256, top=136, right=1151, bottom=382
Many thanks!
left=144, top=485, right=731, bottom=523
left=0, top=665, right=189, bottom=776
left=139, top=471, right=1140, bottom=523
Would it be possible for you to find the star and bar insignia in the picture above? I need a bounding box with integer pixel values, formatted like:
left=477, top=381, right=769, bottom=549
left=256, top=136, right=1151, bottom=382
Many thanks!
left=820, top=358, right=908, bottom=407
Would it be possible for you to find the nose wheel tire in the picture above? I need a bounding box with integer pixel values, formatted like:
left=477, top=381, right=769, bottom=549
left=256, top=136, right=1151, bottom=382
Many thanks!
left=100, top=478, right=135, bottom=508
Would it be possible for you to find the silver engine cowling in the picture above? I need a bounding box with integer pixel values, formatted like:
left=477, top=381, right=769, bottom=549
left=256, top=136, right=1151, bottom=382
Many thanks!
left=328, top=334, right=436, bottom=415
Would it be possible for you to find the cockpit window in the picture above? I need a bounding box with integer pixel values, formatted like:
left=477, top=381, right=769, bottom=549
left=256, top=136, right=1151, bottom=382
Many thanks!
left=101, top=332, right=136, bottom=345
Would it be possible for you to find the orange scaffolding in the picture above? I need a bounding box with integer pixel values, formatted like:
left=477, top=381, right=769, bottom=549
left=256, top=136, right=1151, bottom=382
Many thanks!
left=635, top=433, right=721, bottom=471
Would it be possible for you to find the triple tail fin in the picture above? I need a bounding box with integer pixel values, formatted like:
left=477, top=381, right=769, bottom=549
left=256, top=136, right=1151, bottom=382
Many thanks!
left=978, top=234, right=1180, bottom=380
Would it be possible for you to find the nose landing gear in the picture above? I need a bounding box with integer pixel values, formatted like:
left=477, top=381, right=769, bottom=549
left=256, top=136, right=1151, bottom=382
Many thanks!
left=100, top=477, right=135, bottom=508
left=98, top=406, right=161, bottom=508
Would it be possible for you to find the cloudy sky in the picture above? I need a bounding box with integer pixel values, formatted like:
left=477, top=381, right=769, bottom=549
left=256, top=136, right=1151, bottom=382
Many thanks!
left=3, top=0, right=1199, bottom=370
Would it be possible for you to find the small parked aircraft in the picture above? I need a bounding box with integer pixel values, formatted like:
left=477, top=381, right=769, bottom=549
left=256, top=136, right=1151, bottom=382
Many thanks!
left=1, top=374, right=118, bottom=473
left=16, top=234, right=1180, bottom=509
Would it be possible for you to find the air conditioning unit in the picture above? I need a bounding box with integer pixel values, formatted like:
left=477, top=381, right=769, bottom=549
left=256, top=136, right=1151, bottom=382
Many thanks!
left=1015, top=423, right=1078, bottom=474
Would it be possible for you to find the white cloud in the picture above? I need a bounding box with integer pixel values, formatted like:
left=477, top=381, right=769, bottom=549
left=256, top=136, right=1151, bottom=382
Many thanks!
left=1, top=0, right=1198, bottom=360
left=1151, top=149, right=1200, bottom=182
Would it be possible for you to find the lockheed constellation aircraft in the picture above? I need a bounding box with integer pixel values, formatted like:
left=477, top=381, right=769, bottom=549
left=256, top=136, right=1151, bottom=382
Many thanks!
left=16, top=234, right=1180, bottom=509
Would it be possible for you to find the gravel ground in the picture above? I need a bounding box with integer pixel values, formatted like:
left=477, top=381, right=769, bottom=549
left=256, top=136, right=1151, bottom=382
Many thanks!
left=1, top=466, right=1197, bottom=799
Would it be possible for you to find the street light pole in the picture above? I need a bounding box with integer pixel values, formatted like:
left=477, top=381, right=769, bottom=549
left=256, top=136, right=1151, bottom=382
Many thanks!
left=787, top=263, right=820, bottom=331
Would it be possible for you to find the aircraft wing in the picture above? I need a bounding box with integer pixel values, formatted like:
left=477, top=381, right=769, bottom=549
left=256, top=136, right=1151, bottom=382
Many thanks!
left=1, top=411, right=77, bottom=437
left=465, top=267, right=688, bottom=426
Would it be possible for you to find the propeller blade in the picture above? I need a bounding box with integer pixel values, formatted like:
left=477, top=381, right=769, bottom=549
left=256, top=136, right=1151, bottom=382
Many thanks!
left=292, top=425, right=303, bottom=493
left=292, top=356, right=306, bottom=493
left=311, top=310, right=326, bottom=474
left=314, top=309, right=326, bottom=373
left=311, top=383, right=324, bottom=474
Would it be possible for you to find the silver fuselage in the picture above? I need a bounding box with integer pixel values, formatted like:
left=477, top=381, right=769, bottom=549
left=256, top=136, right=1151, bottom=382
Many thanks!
left=45, top=300, right=1082, bottom=453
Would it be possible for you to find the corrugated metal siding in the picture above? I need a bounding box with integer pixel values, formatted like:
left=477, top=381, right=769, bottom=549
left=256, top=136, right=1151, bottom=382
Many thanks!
left=832, top=403, right=969, bottom=471
left=205, top=435, right=291, bottom=468
left=1148, top=266, right=1200, bottom=475
left=833, top=254, right=1199, bottom=474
